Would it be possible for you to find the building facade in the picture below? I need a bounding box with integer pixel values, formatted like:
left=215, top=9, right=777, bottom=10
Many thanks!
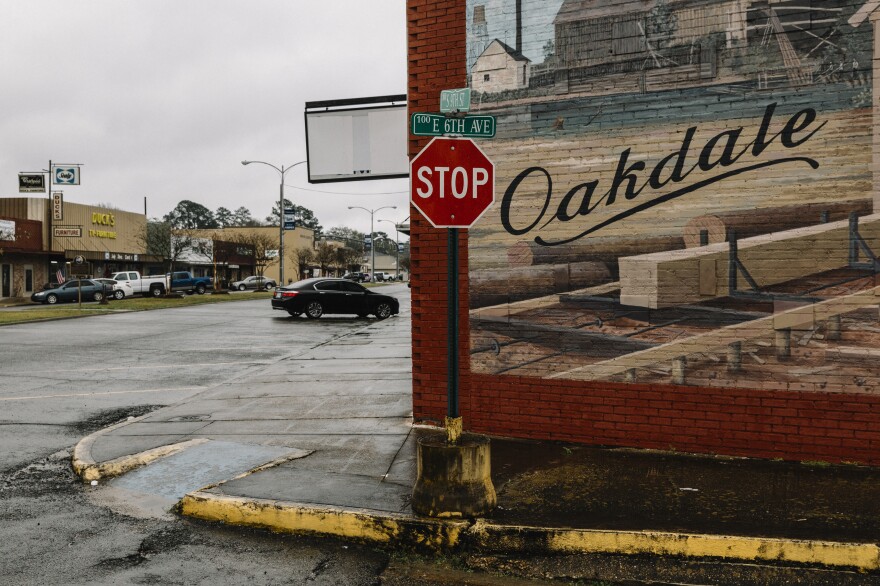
left=190, top=226, right=315, bottom=284
left=409, top=0, right=880, bottom=465
left=0, top=197, right=159, bottom=299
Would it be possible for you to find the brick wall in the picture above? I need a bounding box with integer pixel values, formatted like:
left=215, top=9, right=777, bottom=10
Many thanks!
left=408, top=0, right=470, bottom=422
left=407, top=0, right=880, bottom=466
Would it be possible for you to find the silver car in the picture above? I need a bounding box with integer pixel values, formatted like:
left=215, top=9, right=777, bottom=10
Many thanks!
left=94, top=278, right=134, bottom=300
left=230, top=275, right=277, bottom=291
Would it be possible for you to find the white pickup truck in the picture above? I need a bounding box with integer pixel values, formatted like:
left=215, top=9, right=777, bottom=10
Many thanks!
left=111, top=271, right=212, bottom=297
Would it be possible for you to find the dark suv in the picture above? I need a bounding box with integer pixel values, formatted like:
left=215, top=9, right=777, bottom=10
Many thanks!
left=342, top=272, right=370, bottom=283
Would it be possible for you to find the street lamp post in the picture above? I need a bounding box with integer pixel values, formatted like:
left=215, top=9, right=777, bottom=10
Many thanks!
left=348, top=206, right=396, bottom=281
left=378, top=218, right=402, bottom=281
left=241, top=159, right=306, bottom=285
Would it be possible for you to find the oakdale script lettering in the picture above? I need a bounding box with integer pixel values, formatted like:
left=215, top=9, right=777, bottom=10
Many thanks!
left=500, top=103, right=825, bottom=246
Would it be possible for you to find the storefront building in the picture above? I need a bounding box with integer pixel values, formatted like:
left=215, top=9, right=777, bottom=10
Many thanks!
left=409, top=0, right=880, bottom=465
left=0, top=197, right=160, bottom=298
left=0, top=216, right=44, bottom=298
left=190, top=226, right=315, bottom=284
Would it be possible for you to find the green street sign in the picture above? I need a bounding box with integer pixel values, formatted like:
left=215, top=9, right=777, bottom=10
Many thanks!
left=440, top=88, right=471, bottom=113
left=411, top=113, right=496, bottom=138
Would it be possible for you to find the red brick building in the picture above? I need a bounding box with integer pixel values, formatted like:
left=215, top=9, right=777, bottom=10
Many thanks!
left=408, top=0, right=880, bottom=465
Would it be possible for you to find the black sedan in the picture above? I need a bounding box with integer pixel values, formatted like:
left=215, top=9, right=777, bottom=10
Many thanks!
left=271, top=278, right=399, bottom=319
left=31, top=279, right=108, bottom=304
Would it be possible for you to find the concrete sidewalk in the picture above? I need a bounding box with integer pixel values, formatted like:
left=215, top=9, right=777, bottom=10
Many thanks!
left=71, top=310, right=880, bottom=583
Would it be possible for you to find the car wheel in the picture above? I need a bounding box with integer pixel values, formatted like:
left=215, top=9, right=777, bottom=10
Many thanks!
left=195, top=284, right=206, bottom=295
left=151, top=286, right=163, bottom=297
left=305, top=301, right=323, bottom=319
left=374, top=302, right=393, bottom=320
left=93, top=291, right=104, bottom=302
left=46, top=294, right=58, bottom=305
left=239, top=284, right=246, bottom=291
left=114, top=290, right=125, bottom=300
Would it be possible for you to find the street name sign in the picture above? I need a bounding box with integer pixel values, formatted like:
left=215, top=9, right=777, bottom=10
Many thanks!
left=411, top=113, right=496, bottom=138
left=410, top=137, right=495, bottom=229
left=439, top=88, right=471, bottom=113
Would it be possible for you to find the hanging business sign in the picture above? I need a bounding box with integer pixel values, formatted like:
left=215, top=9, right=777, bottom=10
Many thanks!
left=18, top=173, right=45, bottom=193
left=52, top=166, right=80, bottom=185
left=53, top=226, right=82, bottom=238
left=52, top=192, right=64, bottom=220
left=0, top=219, right=14, bottom=241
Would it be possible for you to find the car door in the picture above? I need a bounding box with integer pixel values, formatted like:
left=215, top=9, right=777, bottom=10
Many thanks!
left=313, top=280, right=343, bottom=313
left=340, top=281, right=368, bottom=315
left=60, top=280, right=82, bottom=302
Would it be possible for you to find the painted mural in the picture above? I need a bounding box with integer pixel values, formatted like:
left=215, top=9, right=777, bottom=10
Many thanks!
left=466, top=0, right=880, bottom=393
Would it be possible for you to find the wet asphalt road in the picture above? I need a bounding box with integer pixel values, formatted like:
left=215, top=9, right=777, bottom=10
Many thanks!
left=0, top=289, right=409, bottom=472
left=0, top=288, right=418, bottom=585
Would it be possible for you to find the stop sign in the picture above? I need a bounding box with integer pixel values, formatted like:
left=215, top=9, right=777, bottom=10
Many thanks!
left=410, top=137, right=495, bottom=228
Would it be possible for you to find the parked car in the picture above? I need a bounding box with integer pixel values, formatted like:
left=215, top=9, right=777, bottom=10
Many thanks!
left=342, top=272, right=370, bottom=283
left=31, top=279, right=108, bottom=304
left=94, top=278, right=134, bottom=300
left=229, top=275, right=277, bottom=291
left=374, top=272, right=395, bottom=282
left=271, top=278, right=399, bottom=320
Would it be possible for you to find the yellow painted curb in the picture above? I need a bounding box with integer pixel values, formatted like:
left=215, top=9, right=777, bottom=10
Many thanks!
left=176, top=490, right=880, bottom=572
left=178, top=491, right=468, bottom=550
left=72, top=416, right=209, bottom=482
left=470, top=521, right=880, bottom=572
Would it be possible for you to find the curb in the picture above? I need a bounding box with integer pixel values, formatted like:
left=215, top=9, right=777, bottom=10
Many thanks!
left=177, top=491, right=880, bottom=572
left=177, top=492, right=469, bottom=550
left=71, top=416, right=210, bottom=482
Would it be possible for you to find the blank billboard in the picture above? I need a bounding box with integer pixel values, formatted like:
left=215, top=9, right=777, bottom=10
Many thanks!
left=305, top=94, right=408, bottom=183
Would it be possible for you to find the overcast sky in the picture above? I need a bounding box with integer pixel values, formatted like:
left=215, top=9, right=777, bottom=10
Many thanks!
left=0, top=1, right=409, bottom=239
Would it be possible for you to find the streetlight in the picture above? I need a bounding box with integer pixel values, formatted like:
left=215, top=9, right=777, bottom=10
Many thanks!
left=348, top=206, right=396, bottom=281
left=378, top=218, right=403, bottom=281
left=241, top=159, right=306, bottom=285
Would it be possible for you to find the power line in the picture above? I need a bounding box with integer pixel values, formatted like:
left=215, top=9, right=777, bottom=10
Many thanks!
left=283, top=183, right=408, bottom=196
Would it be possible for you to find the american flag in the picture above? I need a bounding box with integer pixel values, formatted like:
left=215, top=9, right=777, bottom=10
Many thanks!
left=56, top=270, right=65, bottom=284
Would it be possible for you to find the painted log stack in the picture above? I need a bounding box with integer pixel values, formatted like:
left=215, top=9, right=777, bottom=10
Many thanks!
left=682, top=199, right=873, bottom=248
left=471, top=261, right=611, bottom=308
left=620, top=214, right=880, bottom=309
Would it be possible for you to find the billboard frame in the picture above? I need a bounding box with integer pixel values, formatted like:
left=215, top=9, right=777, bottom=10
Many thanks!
left=304, top=94, right=408, bottom=184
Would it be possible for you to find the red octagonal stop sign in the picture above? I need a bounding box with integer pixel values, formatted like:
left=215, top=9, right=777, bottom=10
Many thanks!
left=410, top=137, right=495, bottom=229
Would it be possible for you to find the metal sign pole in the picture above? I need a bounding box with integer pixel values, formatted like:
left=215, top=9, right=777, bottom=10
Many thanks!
left=446, top=227, right=461, bottom=443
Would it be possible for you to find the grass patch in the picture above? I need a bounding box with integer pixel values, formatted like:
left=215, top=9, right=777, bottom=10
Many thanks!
left=0, top=291, right=274, bottom=326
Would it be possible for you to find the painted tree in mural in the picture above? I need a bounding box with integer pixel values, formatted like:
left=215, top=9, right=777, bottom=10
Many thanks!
left=646, top=0, right=677, bottom=51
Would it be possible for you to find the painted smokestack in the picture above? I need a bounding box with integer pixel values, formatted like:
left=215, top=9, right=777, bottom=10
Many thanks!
left=515, top=0, right=522, bottom=54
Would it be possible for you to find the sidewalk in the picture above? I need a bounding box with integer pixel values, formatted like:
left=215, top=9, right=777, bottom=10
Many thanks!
left=72, top=311, right=880, bottom=583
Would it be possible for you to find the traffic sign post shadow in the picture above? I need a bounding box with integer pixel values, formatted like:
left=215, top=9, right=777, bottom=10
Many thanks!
left=410, top=136, right=497, bottom=519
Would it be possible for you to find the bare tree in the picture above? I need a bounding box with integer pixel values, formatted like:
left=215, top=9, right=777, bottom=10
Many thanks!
left=137, top=220, right=201, bottom=295
left=228, top=231, right=278, bottom=288
left=290, top=246, right=315, bottom=282
left=335, top=246, right=361, bottom=274
left=314, top=241, right=338, bottom=277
